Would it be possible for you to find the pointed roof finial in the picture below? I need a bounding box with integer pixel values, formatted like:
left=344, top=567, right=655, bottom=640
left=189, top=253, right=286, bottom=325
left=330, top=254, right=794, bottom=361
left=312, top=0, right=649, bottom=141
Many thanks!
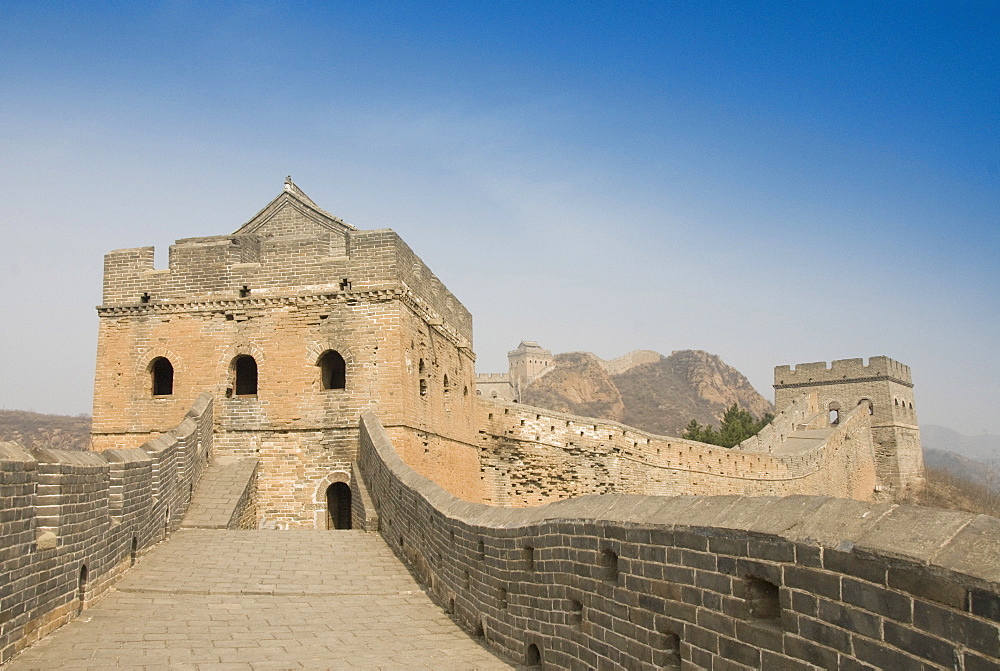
left=284, top=175, right=293, bottom=191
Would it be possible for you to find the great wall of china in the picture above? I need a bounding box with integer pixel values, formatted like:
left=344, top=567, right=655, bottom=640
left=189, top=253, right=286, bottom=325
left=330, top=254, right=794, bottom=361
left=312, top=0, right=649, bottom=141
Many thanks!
left=1, top=179, right=995, bottom=668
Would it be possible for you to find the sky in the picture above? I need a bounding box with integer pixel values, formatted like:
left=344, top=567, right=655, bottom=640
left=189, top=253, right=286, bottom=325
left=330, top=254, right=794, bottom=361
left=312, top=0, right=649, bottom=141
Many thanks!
left=0, top=2, right=997, bottom=435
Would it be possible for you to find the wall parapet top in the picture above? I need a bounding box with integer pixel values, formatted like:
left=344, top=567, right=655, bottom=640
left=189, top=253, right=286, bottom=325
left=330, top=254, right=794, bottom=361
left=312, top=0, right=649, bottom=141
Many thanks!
left=775, top=355, right=913, bottom=387
left=363, top=409, right=988, bottom=581
left=0, top=394, right=215, bottom=664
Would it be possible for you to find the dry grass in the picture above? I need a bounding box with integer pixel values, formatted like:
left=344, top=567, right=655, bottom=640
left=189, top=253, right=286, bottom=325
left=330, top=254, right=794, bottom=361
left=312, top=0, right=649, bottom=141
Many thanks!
left=0, top=409, right=92, bottom=451
left=903, top=466, right=1000, bottom=518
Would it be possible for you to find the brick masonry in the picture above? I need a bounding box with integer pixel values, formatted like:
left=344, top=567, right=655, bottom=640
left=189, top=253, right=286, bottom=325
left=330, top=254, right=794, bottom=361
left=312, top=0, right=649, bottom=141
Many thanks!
left=91, top=180, right=482, bottom=527
left=358, top=410, right=999, bottom=670
left=0, top=394, right=219, bottom=664
left=476, top=393, right=879, bottom=506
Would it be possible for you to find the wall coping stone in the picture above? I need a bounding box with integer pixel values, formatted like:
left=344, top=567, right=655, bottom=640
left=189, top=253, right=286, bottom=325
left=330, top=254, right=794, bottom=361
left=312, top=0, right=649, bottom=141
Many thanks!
left=360, top=408, right=999, bottom=589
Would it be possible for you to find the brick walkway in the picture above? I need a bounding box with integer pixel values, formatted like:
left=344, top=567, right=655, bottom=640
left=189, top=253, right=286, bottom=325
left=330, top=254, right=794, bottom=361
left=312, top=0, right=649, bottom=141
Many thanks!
left=6, top=530, right=515, bottom=670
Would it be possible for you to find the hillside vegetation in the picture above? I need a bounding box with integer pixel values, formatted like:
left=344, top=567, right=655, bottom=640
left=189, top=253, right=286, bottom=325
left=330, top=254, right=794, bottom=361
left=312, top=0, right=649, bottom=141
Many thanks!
left=903, top=466, right=1000, bottom=517
left=0, top=409, right=92, bottom=451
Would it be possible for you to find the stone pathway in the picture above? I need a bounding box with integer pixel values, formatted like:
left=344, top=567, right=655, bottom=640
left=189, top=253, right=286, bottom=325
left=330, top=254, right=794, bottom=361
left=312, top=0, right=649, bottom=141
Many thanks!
left=6, top=530, right=515, bottom=670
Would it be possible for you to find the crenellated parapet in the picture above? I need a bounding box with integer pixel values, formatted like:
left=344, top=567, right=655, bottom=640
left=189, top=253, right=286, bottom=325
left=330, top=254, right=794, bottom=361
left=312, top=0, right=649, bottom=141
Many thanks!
left=474, top=396, right=877, bottom=505
left=774, top=356, right=913, bottom=389
left=101, top=230, right=472, bottom=345
left=0, top=395, right=224, bottom=664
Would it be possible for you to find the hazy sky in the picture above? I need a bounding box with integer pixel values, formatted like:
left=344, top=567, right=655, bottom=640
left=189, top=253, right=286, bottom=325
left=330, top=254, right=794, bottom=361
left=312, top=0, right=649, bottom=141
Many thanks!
left=1, top=2, right=997, bottom=434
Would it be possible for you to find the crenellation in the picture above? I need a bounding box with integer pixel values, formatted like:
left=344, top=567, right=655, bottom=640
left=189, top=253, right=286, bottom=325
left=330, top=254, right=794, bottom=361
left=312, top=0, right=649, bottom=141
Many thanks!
left=775, top=356, right=913, bottom=387
left=774, top=356, right=922, bottom=494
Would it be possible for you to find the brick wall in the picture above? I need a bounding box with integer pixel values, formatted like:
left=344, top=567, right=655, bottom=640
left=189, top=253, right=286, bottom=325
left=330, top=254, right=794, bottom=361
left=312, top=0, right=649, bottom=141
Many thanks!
left=0, top=395, right=215, bottom=663
left=358, top=410, right=1000, bottom=670
left=475, top=396, right=878, bottom=506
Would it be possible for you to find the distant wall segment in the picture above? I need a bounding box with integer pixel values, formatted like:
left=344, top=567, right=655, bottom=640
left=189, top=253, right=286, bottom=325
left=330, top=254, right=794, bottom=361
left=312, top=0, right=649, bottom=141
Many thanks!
left=358, top=410, right=1000, bottom=670
left=474, top=397, right=877, bottom=506
left=0, top=394, right=222, bottom=664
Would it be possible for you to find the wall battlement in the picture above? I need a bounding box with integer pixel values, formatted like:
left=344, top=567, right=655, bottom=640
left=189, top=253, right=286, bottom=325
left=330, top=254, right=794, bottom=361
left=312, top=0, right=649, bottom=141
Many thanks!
left=102, top=228, right=472, bottom=344
left=475, top=373, right=509, bottom=381
left=0, top=395, right=227, bottom=664
left=775, top=356, right=913, bottom=388
left=774, top=356, right=922, bottom=493
left=599, top=349, right=662, bottom=375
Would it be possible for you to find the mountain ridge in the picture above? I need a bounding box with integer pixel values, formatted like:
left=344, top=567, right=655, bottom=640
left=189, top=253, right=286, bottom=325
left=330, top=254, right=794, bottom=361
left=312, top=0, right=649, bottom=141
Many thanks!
left=522, top=348, right=774, bottom=437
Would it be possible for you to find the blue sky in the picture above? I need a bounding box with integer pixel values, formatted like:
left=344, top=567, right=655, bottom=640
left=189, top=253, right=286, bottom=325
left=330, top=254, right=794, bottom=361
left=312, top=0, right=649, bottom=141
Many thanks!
left=0, top=2, right=997, bottom=435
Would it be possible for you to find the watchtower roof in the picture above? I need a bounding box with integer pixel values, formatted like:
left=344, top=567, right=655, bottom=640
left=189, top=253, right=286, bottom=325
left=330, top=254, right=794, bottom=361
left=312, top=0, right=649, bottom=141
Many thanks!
left=232, top=176, right=356, bottom=237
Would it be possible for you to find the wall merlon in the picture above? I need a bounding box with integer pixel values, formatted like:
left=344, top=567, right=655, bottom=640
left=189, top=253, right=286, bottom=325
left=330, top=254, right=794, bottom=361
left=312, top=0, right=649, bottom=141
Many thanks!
left=775, top=356, right=913, bottom=387
left=0, top=442, right=36, bottom=464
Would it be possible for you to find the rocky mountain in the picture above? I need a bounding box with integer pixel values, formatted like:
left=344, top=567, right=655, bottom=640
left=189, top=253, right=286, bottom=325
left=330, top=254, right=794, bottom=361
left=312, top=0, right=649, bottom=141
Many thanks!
left=521, top=352, right=626, bottom=421
left=0, top=409, right=92, bottom=451
left=521, top=349, right=773, bottom=437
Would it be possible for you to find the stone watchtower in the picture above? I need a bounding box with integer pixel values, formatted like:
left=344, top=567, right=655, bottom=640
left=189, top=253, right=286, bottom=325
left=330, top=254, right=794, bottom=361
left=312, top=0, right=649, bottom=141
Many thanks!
left=507, top=340, right=552, bottom=401
left=90, top=178, right=482, bottom=527
left=773, top=356, right=923, bottom=494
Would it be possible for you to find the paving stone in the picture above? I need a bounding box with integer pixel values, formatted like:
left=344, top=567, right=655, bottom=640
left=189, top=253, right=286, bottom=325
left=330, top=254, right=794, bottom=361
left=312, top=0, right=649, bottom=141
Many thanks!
left=6, top=529, right=515, bottom=669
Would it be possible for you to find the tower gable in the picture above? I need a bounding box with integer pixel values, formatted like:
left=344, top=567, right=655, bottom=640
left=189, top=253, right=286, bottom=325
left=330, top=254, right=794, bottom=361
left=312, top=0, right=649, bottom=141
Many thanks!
left=233, top=177, right=356, bottom=239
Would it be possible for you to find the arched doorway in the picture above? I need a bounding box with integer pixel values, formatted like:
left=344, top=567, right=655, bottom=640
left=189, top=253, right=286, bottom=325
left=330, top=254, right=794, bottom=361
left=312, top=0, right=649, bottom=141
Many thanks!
left=326, top=482, right=352, bottom=530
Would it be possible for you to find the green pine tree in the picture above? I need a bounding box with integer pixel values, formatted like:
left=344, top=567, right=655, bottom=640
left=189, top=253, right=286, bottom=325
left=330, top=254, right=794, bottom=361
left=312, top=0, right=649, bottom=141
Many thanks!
left=682, top=404, right=774, bottom=448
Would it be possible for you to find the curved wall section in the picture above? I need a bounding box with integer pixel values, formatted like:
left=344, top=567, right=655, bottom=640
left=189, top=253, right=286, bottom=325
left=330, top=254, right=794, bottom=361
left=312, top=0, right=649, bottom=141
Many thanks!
left=476, top=396, right=877, bottom=507
left=358, top=410, right=1000, bottom=669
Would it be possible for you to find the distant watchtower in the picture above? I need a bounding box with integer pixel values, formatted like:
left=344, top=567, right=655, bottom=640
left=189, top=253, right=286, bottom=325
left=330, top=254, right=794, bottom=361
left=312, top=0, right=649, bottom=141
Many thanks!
left=507, top=341, right=552, bottom=401
left=774, top=356, right=923, bottom=494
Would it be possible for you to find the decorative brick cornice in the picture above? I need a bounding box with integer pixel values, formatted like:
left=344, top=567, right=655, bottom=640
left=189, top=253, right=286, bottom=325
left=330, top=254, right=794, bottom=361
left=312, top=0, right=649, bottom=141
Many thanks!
left=774, top=375, right=914, bottom=390
left=97, top=286, right=473, bottom=352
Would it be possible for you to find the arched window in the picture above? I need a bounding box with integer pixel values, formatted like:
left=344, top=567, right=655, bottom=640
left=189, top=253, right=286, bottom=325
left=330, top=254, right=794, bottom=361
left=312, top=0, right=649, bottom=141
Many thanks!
left=443, top=374, right=450, bottom=393
left=318, top=350, right=346, bottom=390
left=151, top=357, right=174, bottom=396
left=233, top=355, right=258, bottom=395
